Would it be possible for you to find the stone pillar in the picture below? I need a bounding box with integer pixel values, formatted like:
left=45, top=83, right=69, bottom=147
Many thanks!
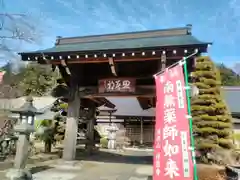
left=62, top=88, right=80, bottom=161
left=140, top=118, right=143, bottom=145
left=86, top=102, right=96, bottom=153
left=14, top=134, right=29, bottom=169
left=6, top=123, right=34, bottom=180
left=107, top=123, right=118, bottom=149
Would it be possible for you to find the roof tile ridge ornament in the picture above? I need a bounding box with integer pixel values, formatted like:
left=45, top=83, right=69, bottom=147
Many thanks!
left=186, top=24, right=192, bottom=35
left=55, top=36, right=62, bottom=45
left=26, top=95, right=33, bottom=104
left=56, top=26, right=191, bottom=45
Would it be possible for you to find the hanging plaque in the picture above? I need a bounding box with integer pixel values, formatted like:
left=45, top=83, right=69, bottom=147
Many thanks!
left=98, top=78, right=136, bottom=93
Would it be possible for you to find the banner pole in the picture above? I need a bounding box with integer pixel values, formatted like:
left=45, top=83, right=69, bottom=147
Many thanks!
left=153, top=52, right=198, bottom=77
left=183, top=59, right=198, bottom=180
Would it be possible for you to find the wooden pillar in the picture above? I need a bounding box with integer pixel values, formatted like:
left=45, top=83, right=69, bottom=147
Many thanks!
left=153, top=53, right=166, bottom=146
left=161, top=53, right=166, bottom=70
left=62, top=85, right=80, bottom=161
left=86, top=102, right=96, bottom=153
left=140, top=118, right=143, bottom=145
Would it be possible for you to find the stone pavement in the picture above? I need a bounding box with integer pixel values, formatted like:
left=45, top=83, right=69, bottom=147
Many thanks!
left=0, top=149, right=153, bottom=180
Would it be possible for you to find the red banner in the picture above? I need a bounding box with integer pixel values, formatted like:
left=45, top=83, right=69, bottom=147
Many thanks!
left=153, top=64, right=193, bottom=180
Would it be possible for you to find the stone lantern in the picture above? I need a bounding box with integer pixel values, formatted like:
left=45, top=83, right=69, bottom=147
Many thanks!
left=189, top=72, right=199, bottom=98
left=6, top=96, right=43, bottom=180
left=190, top=84, right=199, bottom=98
left=12, top=96, right=43, bottom=125
left=99, top=107, right=118, bottom=149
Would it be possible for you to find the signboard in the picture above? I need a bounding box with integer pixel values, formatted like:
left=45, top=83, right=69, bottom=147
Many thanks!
left=98, top=78, right=136, bottom=93
left=153, top=64, right=193, bottom=180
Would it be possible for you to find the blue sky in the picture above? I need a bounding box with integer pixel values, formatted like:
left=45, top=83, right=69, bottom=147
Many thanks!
left=2, top=0, right=240, bottom=68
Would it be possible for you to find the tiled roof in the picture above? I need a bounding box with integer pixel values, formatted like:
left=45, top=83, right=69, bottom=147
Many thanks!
left=233, top=118, right=240, bottom=123
left=20, top=26, right=209, bottom=55
left=106, top=97, right=155, bottom=117
left=27, top=35, right=207, bottom=54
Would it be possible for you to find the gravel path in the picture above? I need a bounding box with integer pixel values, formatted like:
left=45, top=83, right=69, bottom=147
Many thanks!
left=0, top=149, right=153, bottom=180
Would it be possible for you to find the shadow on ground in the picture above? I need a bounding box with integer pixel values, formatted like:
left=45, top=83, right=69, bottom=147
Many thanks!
left=74, top=148, right=153, bottom=165
left=30, top=165, right=53, bottom=174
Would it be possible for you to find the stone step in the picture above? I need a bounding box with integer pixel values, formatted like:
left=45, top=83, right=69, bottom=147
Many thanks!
left=33, top=171, right=77, bottom=180
left=128, top=176, right=151, bottom=180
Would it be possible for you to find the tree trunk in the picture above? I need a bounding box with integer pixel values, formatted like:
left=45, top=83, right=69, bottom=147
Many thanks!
left=44, top=140, right=52, bottom=153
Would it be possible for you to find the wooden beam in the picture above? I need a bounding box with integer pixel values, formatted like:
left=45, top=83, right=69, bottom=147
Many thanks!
left=57, top=65, right=70, bottom=86
left=60, top=59, right=71, bottom=75
left=108, top=57, right=117, bottom=76
left=50, top=56, right=185, bottom=65
left=84, top=93, right=155, bottom=98
left=83, top=96, right=115, bottom=108
left=161, top=53, right=167, bottom=70
left=81, top=85, right=155, bottom=97
left=85, top=96, right=102, bottom=105
left=79, top=85, right=155, bottom=92
left=24, top=44, right=207, bottom=62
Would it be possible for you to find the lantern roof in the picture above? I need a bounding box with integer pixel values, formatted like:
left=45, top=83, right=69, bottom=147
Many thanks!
left=10, top=96, right=43, bottom=115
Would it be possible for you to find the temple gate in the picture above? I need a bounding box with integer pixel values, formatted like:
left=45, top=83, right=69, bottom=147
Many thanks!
left=19, top=25, right=210, bottom=161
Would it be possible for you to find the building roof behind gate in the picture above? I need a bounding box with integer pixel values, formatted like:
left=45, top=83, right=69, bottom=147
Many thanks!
left=223, top=86, right=240, bottom=114
left=105, top=86, right=240, bottom=118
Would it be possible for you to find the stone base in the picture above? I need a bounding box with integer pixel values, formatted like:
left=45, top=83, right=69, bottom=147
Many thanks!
left=107, top=139, right=116, bottom=149
left=5, top=168, right=32, bottom=180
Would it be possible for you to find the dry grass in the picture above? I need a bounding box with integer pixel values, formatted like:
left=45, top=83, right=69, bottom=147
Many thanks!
left=207, top=148, right=240, bottom=165
left=197, top=164, right=226, bottom=180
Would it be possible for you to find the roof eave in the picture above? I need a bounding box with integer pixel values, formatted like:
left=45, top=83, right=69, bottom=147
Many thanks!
left=232, top=112, right=240, bottom=117
left=19, top=42, right=211, bottom=60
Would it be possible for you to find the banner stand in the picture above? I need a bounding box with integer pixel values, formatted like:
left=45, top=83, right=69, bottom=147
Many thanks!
left=183, top=58, right=198, bottom=180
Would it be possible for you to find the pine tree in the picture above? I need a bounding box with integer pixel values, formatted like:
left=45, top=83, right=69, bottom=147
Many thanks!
left=191, top=56, right=233, bottom=151
left=17, top=63, right=58, bottom=96
left=217, top=63, right=240, bottom=86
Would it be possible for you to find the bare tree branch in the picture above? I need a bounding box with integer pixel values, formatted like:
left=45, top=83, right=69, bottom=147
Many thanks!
left=0, top=0, right=41, bottom=60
